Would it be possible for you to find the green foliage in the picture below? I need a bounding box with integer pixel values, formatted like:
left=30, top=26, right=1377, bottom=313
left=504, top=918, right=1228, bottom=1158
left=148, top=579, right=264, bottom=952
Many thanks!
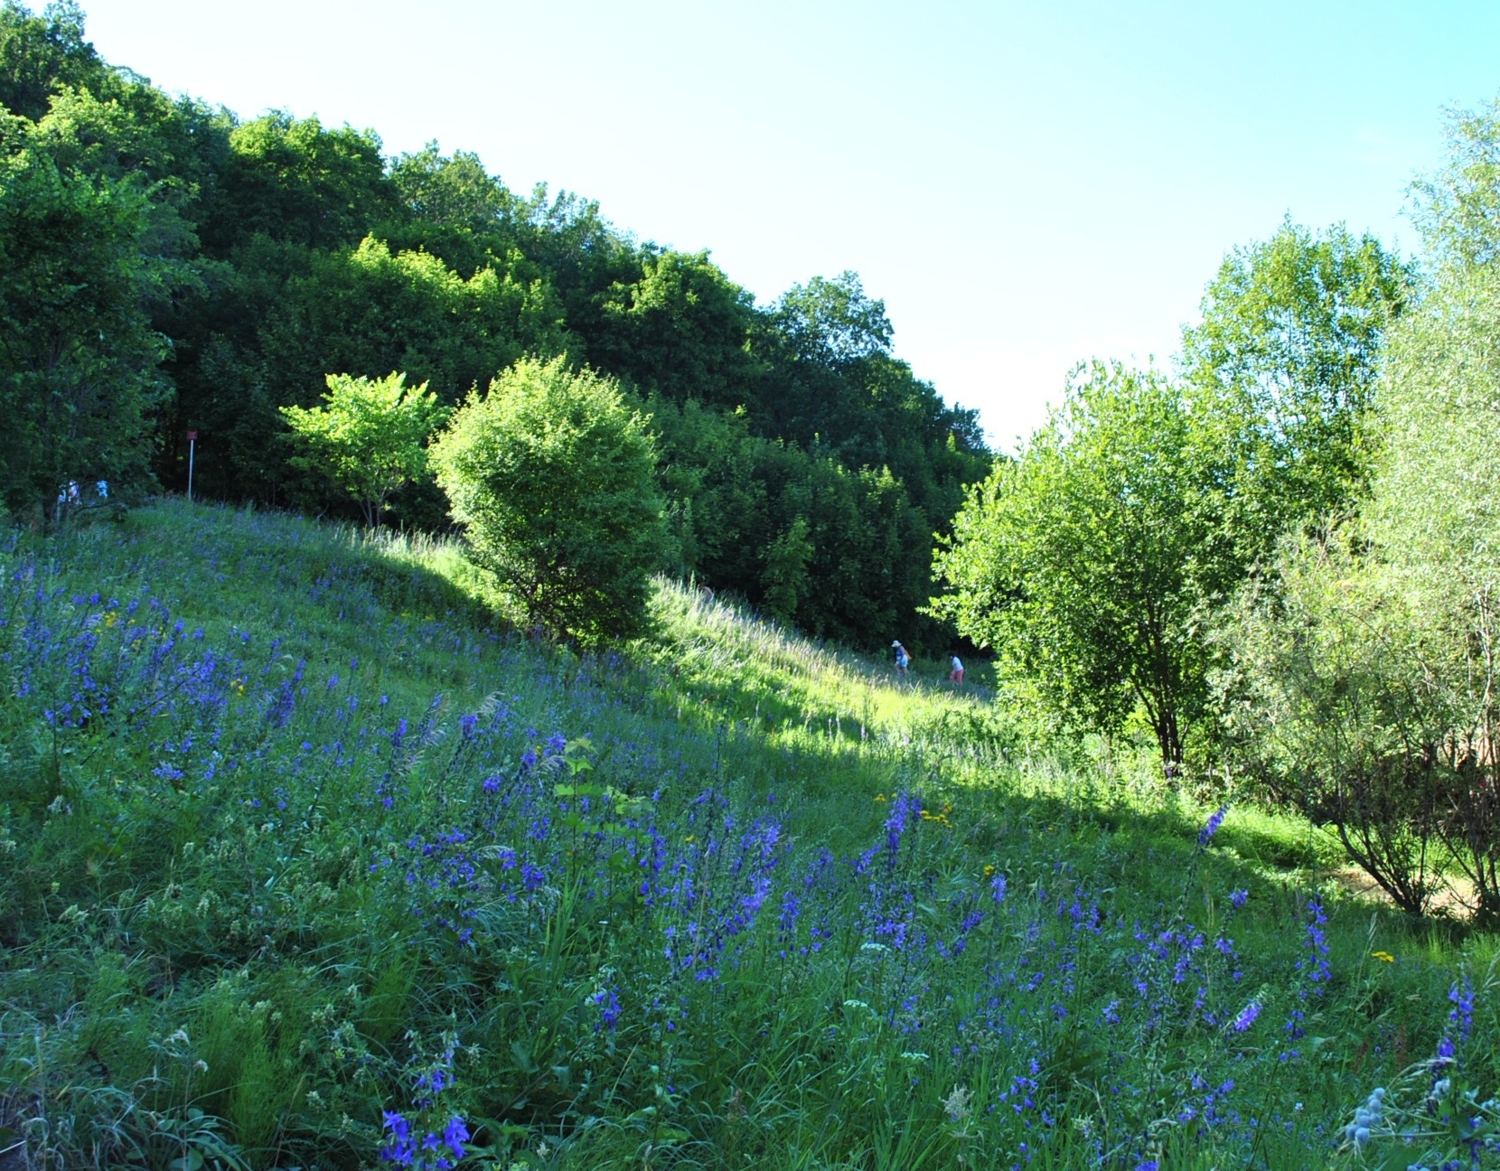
left=27, top=74, right=228, bottom=232
left=771, top=269, right=894, bottom=365
left=1410, top=98, right=1500, bottom=270
left=0, top=114, right=175, bottom=517
left=1222, top=108, right=1500, bottom=922
left=173, top=234, right=567, bottom=508
left=384, top=141, right=514, bottom=276
left=1181, top=218, right=1412, bottom=534
left=932, top=363, right=1238, bottom=768
left=199, top=112, right=395, bottom=255
left=1217, top=528, right=1450, bottom=916
left=431, top=356, right=669, bottom=644
left=761, top=514, right=812, bottom=622
left=0, top=10, right=219, bottom=519
left=0, top=2, right=990, bottom=641
left=263, top=235, right=567, bottom=412
left=646, top=394, right=953, bottom=649
left=934, top=221, right=1410, bottom=772
left=593, top=249, right=762, bottom=411
left=389, top=141, right=509, bottom=234
left=0, top=0, right=102, bottom=121
left=279, top=371, right=448, bottom=527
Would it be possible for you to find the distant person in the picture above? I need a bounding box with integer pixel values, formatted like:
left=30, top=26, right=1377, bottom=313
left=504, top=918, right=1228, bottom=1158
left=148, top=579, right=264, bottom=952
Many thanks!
left=891, top=640, right=910, bottom=678
left=949, top=655, right=964, bottom=685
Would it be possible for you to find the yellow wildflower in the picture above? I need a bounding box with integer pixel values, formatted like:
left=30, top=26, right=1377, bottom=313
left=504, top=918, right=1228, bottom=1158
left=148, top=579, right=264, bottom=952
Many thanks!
left=1371, top=950, right=1395, bottom=964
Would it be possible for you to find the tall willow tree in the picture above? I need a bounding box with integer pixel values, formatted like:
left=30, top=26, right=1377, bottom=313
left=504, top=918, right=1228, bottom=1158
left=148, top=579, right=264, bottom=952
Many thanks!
left=1223, top=102, right=1500, bottom=921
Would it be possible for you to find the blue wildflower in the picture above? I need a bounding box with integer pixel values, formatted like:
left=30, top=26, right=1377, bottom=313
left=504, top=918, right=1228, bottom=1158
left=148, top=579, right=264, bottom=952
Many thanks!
left=1198, top=805, right=1228, bottom=846
left=442, top=1117, right=469, bottom=1160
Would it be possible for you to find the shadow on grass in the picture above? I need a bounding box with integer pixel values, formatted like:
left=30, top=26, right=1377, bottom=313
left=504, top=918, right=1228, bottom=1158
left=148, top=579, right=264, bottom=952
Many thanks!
left=113, top=498, right=507, bottom=636
left=61, top=500, right=1472, bottom=945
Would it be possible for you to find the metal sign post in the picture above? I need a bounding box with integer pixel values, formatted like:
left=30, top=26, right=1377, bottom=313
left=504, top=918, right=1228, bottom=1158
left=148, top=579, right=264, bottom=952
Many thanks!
left=186, top=430, right=197, bottom=501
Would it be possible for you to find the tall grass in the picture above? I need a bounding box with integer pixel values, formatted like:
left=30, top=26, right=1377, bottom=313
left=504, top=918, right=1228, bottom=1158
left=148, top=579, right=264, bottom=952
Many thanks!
left=0, top=500, right=1495, bottom=1170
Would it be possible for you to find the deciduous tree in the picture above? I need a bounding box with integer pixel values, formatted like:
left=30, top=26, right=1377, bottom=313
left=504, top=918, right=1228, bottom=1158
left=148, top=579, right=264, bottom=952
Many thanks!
left=931, top=363, right=1237, bottom=770
left=430, top=357, right=668, bottom=645
left=1222, top=105, right=1500, bottom=921
left=280, top=371, right=447, bottom=527
left=1180, top=219, right=1411, bottom=538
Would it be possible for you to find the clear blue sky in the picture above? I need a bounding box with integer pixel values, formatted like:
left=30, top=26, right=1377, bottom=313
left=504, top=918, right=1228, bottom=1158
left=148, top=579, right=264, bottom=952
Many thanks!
left=76, top=0, right=1500, bottom=448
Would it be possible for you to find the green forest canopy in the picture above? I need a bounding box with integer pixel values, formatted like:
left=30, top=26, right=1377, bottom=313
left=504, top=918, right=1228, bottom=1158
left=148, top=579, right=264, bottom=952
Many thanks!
left=0, top=0, right=989, bottom=651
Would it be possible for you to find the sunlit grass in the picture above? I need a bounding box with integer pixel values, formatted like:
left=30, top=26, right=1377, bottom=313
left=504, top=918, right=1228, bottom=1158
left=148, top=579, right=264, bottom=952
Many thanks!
left=0, top=499, right=1494, bottom=1171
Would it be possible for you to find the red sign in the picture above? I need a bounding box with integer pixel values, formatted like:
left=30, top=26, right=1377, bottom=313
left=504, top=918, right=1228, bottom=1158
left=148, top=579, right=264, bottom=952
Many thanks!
left=186, top=430, right=198, bottom=440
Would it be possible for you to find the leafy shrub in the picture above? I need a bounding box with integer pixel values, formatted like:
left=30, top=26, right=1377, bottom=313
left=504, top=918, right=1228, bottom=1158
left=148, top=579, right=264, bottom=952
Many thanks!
left=430, top=356, right=668, bottom=646
left=1217, top=529, right=1450, bottom=915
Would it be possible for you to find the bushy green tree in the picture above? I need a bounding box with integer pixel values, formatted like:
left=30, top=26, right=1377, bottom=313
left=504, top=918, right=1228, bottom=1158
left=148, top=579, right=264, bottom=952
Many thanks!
left=1180, top=219, right=1411, bottom=537
left=1365, top=253, right=1500, bottom=923
left=430, top=356, right=668, bottom=645
left=931, top=363, right=1238, bottom=769
left=279, top=371, right=447, bottom=527
left=1217, top=527, right=1448, bottom=915
left=1219, top=254, right=1500, bottom=917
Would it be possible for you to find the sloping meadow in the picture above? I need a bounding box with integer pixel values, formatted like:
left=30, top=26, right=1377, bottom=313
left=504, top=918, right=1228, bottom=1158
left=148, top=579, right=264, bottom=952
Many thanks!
left=1, top=502, right=1495, bottom=1170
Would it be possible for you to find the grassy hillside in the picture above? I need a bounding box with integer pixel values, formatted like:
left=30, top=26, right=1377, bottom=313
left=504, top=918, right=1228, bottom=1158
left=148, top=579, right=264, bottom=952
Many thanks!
left=1, top=501, right=1495, bottom=1171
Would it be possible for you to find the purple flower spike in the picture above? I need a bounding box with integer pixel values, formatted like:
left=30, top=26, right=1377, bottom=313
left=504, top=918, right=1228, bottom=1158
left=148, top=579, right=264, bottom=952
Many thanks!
left=442, top=1117, right=469, bottom=1159
left=1230, top=1000, right=1261, bottom=1032
left=1198, top=805, right=1229, bottom=847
